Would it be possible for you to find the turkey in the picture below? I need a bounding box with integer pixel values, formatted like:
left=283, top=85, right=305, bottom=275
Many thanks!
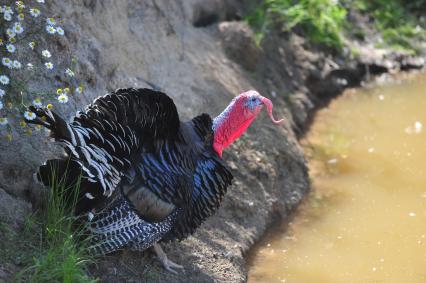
left=26, top=88, right=283, bottom=273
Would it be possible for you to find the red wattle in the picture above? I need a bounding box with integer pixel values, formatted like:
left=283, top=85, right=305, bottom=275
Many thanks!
left=213, top=142, right=223, bottom=157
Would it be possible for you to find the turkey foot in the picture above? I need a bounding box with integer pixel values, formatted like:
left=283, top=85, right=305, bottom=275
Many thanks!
left=153, top=243, right=184, bottom=274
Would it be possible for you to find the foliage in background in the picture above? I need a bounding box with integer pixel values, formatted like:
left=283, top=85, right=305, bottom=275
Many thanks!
left=246, top=0, right=347, bottom=50
left=246, top=0, right=425, bottom=53
left=0, top=0, right=84, bottom=141
left=405, top=0, right=426, bottom=12
left=354, top=0, right=426, bottom=53
left=13, top=168, right=95, bottom=282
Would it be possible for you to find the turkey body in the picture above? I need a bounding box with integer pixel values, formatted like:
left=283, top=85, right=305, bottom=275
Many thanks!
left=30, top=88, right=233, bottom=254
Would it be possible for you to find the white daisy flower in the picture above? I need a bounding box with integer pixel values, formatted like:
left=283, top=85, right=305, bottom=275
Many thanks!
left=42, top=49, right=51, bottom=58
left=65, top=68, right=75, bottom=77
left=46, top=25, right=56, bottom=34
left=16, top=1, right=25, bottom=9
left=27, top=63, right=34, bottom=70
left=12, top=60, right=21, bottom=69
left=30, top=8, right=40, bottom=17
left=29, top=41, right=35, bottom=49
left=17, top=13, right=24, bottom=21
left=0, top=117, right=8, bottom=126
left=2, top=57, right=12, bottom=68
left=0, top=75, right=10, bottom=85
left=76, top=85, right=84, bottom=94
left=0, top=89, right=5, bottom=97
left=32, top=98, right=42, bottom=107
left=24, top=111, right=36, bottom=120
left=4, top=6, right=13, bottom=14
left=46, top=17, right=56, bottom=25
left=44, top=62, right=53, bottom=70
left=37, top=0, right=45, bottom=3
left=13, top=22, right=24, bottom=34
left=6, top=43, right=16, bottom=53
left=6, top=28, right=16, bottom=38
left=57, top=94, right=69, bottom=104
left=56, top=26, right=64, bottom=36
left=4, top=13, right=12, bottom=21
left=0, top=101, right=3, bottom=110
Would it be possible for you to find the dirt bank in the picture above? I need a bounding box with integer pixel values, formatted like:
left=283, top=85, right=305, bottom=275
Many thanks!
left=0, top=1, right=424, bottom=282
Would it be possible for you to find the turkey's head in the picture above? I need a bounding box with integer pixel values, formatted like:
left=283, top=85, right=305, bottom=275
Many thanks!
left=212, top=90, right=284, bottom=157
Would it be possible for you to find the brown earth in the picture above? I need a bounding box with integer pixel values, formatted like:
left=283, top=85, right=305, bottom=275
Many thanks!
left=0, top=1, right=424, bottom=282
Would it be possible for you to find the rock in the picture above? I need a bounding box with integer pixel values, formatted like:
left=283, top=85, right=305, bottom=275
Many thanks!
left=219, top=21, right=260, bottom=70
left=0, top=188, right=32, bottom=229
left=400, top=57, right=425, bottom=71
left=288, top=92, right=314, bottom=135
left=0, top=265, right=11, bottom=283
left=192, top=0, right=221, bottom=27
left=187, top=0, right=241, bottom=27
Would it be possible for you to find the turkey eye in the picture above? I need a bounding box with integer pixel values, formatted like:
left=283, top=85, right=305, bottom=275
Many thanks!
left=250, top=97, right=257, bottom=102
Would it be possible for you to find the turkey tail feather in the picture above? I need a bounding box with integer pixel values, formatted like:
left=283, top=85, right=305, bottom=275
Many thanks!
left=26, top=89, right=182, bottom=201
left=27, top=106, right=70, bottom=140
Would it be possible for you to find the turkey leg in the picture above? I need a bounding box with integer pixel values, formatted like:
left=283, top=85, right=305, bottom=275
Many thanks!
left=153, top=243, right=184, bottom=274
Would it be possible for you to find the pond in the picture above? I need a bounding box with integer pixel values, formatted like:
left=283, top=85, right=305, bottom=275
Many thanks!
left=248, top=72, right=426, bottom=283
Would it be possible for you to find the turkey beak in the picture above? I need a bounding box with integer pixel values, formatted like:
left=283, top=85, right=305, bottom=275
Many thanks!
left=260, top=97, right=284, bottom=124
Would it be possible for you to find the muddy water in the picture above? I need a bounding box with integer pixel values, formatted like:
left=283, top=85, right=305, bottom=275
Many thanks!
left=248, top=72, right=426, bottom=283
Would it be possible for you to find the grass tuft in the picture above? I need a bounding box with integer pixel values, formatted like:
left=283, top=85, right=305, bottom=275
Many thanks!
left=16, top=168, right=96, bottom=283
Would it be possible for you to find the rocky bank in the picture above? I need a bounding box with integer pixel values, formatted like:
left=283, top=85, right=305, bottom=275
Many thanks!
left=0, top=1, right=424, bottom=282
